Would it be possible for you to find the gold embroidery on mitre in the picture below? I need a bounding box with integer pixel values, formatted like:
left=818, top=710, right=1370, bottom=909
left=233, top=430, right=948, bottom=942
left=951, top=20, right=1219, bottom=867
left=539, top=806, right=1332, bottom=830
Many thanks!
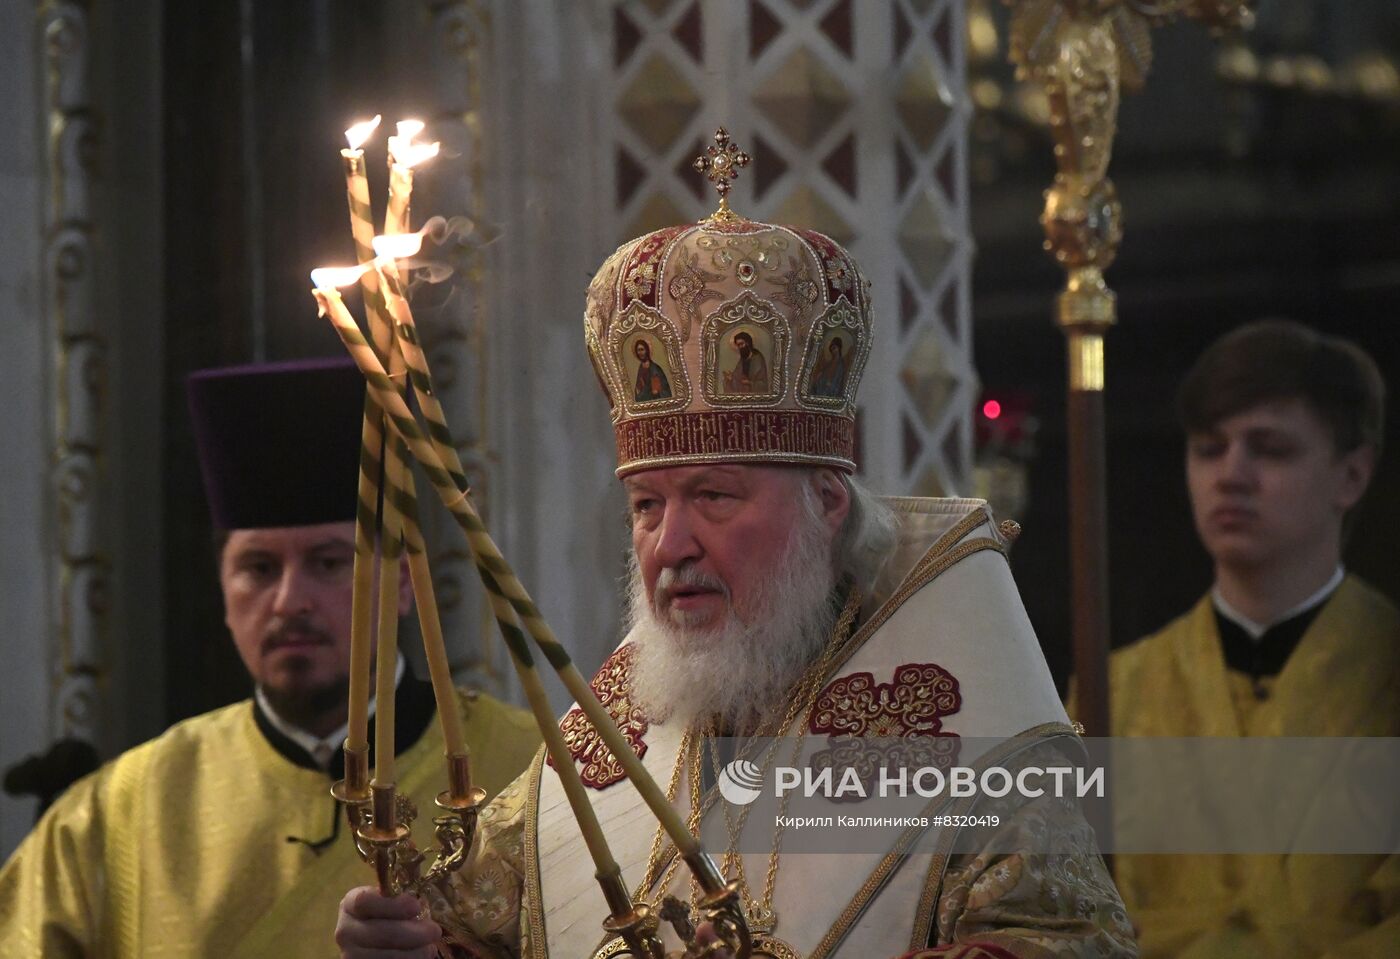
left=696, top=231, right=790, bottom=289
left=621, top=225, right=690, bottom=312
left=585, top=327, right=619, bottom=421
left=666, top=249, right=725, bottom=342
left=771, top=255, right=823, bottom=323
left=585, top=239, right=637, bottom=341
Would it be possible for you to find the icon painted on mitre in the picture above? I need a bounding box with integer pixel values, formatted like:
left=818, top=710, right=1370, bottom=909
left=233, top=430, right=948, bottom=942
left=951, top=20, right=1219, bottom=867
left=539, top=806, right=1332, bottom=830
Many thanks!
left=627, top=336, right=673, bottom=402
left=809, top=331, right=853, bottom=398
left=720, top=327, right=771, bottom=395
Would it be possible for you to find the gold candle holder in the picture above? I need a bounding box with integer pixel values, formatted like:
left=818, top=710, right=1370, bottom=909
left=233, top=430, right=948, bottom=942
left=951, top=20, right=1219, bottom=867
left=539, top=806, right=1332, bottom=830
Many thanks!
left=435, top=751, right=486, bottom=820
left=331, top=742, right=371, bottom=803
left=597, top=867, right=665, bottom=959
left=590, top=853, right=752, bottom=959
left=330, top=756, right=482, bottom=899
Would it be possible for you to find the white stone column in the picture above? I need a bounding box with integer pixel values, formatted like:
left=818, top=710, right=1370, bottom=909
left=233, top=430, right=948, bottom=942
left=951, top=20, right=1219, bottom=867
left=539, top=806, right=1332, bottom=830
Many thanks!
left=1, top=0, right=164, bottom=860
left=0, top=0, right=55, bottom=860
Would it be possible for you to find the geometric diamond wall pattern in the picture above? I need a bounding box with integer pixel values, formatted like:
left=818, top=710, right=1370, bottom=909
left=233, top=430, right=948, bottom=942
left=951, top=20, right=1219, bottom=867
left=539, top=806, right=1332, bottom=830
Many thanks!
left=608, top=0, right=974, bottom=495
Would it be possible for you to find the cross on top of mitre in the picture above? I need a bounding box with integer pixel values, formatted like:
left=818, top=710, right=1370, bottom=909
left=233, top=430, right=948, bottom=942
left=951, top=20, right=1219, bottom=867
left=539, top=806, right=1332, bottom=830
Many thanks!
left=693, top=127, right=751, bottom=220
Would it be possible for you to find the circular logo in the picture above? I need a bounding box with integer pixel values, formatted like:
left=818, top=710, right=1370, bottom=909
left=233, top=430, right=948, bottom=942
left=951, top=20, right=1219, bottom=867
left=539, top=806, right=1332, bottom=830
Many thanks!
left=717, top=758, right=764, bottom=806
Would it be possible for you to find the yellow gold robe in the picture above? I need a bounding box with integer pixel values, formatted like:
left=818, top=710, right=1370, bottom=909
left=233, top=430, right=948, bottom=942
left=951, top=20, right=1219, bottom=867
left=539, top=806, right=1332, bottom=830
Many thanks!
left=1105, top=575, right=1400, bottom=959
left=0, top=689, right=540, bottom=959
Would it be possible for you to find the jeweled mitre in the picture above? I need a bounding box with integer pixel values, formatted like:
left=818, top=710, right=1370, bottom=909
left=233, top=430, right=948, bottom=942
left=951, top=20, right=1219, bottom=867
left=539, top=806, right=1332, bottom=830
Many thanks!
left=584, top=208, right=873, bottom=476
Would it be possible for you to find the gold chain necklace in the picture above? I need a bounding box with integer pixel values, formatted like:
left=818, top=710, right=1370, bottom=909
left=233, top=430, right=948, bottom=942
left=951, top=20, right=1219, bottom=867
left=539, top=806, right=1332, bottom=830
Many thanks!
left=627, top=587, right=862, bottom=954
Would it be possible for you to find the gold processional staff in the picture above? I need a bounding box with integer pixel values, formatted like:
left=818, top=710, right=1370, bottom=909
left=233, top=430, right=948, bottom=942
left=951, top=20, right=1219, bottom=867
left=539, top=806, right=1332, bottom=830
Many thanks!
left=1006, top=0, right=1255, bottom=738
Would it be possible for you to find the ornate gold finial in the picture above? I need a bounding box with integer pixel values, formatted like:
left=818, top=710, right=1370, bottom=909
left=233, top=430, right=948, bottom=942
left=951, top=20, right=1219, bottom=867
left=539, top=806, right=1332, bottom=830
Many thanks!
left=693, top=126, right=751, bottom=222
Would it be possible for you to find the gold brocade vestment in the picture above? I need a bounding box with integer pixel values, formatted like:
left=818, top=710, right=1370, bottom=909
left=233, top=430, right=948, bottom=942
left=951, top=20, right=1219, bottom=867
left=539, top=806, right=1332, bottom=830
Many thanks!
left=0, top=686, right=540, bottom=959
left=1104, top=575, right=1400, bottom=959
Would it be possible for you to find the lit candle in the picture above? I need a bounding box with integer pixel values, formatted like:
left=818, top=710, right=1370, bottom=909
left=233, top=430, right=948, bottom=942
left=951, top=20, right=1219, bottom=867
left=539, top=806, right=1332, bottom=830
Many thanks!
left=341, top=115, right=382, bottom=259
left=312, top=270, right=622, bottom=874
left=339, top=115, right=383, bottom=756
left=354, top=245, right=699, bottom=856
left=384, top=120, right=439, bottom=237
left=368, top=231, right=466, bottom=759
left=369, top=127, right=464, bottom=762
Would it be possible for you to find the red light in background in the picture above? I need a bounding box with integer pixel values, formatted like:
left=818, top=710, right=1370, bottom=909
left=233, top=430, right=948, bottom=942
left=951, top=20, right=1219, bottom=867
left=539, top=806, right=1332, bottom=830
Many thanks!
left=982, top=399, right=1002, bottom=420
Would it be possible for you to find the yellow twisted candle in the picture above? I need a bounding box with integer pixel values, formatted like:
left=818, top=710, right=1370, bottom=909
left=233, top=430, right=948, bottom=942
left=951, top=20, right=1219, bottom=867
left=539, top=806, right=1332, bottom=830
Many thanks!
left=372, top=345, right=409, bottom=788
left=341, top=116, right=468, bottom=766
left=385, top=120, right=438, bottom=238
left=313, top=270, right=697, bottom=858
left=318, top=264, right=622, bottom=875
left=375, top=340, right=468, bottom=761
left=399, top=503, right=467, bottom=760
left=340, top=115, right=384, bottom=757
left=369, top=121, right=468, bottom=761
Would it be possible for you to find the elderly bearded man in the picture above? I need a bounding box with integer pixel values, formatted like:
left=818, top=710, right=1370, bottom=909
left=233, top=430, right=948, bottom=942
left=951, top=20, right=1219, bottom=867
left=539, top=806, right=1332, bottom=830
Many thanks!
left=0, top=359, right=540, bottom=958
left=337, top=170, right=1136, bottom=958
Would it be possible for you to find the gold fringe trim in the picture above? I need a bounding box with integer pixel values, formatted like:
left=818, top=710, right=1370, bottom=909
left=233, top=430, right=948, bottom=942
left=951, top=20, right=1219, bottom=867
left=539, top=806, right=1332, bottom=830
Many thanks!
left=521, top=746, right=548, bottom=959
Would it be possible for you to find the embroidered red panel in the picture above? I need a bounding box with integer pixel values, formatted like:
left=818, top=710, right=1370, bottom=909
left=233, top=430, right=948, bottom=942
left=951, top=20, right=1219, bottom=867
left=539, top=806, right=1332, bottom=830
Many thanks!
left=547, top=644, right=648, bottom=790
left=796, top=228, right=859, bottom=305
left=809, top=662, right=963, bottom=738
left=808, top=663, right=963, bottom=803
left=619, top=225, right=689, bottom=313
left=614, top=409, right=854, bottom=470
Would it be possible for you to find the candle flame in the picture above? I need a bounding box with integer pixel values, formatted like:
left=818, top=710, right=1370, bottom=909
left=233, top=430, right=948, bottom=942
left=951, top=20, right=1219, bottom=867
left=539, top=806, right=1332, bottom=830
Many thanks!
left=311, top=265, right=371, bottom=290
left=387, top=119, right=439, bottom=170
left=345, top=115, right=382, bottom=151
left=373, top=232, right=425, bottom=260
left=393, top=139, right=440, bottom=170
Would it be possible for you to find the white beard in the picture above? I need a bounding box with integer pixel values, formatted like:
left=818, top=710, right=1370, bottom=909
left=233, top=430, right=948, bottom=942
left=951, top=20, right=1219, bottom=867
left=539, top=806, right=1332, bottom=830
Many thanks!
left=628, top=495, right=839, bottom=733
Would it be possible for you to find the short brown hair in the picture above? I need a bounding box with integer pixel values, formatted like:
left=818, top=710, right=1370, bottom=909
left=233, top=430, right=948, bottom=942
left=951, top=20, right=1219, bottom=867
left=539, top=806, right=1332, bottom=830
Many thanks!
left=1177, top=320, right=1386, bottom=458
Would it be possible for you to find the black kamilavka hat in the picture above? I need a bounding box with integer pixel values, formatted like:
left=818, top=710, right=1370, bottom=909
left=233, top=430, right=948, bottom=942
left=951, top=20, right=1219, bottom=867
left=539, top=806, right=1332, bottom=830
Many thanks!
left=187, top=358, right=364, bottom=529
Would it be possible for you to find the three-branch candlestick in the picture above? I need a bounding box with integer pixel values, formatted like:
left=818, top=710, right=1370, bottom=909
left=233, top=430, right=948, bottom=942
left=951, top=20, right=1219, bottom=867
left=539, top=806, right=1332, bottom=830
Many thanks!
left=331, top=747, right=484, bottom=898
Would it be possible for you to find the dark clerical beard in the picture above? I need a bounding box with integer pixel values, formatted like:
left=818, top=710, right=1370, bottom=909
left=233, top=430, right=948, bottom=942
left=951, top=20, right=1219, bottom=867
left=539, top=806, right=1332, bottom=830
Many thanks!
left=260, top=678, right=348, bottom=735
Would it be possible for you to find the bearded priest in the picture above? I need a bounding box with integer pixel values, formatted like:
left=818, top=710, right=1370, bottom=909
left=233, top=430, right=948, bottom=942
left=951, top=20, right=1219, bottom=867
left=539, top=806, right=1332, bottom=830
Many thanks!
left=0, top=360, right=541, bottom=958
left=336, top=135, right=1137, bottom=959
